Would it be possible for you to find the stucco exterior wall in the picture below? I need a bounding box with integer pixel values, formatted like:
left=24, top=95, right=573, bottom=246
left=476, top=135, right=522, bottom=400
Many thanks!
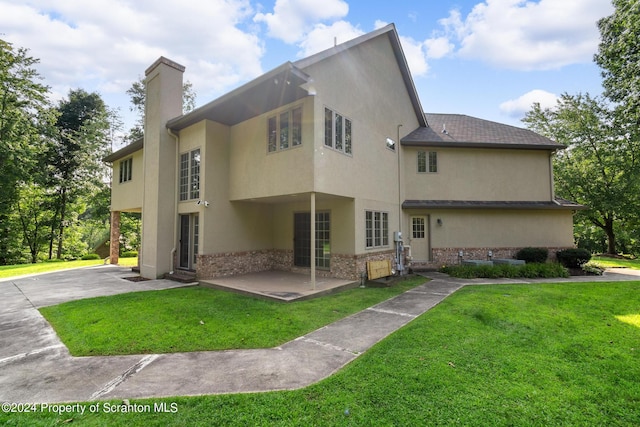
left=305, top=34, right=420, bottom=203
left=110, top=149, right=143, bottom=212
left=403, top=147, right=554, bottom=201
left=228, top=97, right=315, bottom=201
left=424, top=209, right=575, bottom=248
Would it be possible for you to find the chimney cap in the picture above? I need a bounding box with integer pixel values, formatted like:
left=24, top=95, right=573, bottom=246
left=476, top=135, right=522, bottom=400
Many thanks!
left=145, top=56, right=186, bottom=76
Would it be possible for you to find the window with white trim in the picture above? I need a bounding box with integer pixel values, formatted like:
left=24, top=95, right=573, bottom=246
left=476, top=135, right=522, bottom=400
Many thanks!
left=324, top=107, right=352, bottom=155
left=418, top=151, right=438, bottom=173
left=365, top=210, right=389, bottom=248
left=119, top=158, right=132, bottom=183
left=179, top=148, right=200, bottom=201
left=268, top=106, right=302, bottom=152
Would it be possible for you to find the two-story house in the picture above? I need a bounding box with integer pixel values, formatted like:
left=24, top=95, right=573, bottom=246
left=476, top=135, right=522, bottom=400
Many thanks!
left=104, top=24, right=580, bottom=282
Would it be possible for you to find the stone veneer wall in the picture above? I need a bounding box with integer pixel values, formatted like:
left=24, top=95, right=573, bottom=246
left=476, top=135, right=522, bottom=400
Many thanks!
left=428, top=247, right=570, bottom=266
left=197, top=249, right=396, bottom=281
left=197, top=250, right=272, bottom=279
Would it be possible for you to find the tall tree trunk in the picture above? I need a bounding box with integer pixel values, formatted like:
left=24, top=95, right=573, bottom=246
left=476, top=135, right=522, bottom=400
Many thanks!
left=0, top=213, right=8, bottom=265
left=56, top=187, right=67, bottom=259
left=603, top=216, right=616, bottom=255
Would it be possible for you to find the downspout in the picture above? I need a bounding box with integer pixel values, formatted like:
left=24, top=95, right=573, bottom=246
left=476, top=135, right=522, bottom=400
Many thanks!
left=397, top=124, right=403, bottom=234
left=549, top=151, right=555, bottom=201
left=167, top=127, right=180, bottom=274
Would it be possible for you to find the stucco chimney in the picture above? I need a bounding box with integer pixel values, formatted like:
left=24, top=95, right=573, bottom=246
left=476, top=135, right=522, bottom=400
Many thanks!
left=140, top=57, right=185, bottom=279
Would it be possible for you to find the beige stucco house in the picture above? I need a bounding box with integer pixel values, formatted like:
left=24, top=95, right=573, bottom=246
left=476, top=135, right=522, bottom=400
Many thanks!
left=105, top=24, right=580, bottom=281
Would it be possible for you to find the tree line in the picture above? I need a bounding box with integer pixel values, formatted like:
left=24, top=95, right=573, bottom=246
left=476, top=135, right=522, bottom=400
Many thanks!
left=0, top=39, right=196, bottom=265
left=523, top=0, right=640, bottom=256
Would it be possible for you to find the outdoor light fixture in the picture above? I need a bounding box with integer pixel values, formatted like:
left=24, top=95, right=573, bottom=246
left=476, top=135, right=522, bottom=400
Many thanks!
left=437, top=218, right=443, bottom=226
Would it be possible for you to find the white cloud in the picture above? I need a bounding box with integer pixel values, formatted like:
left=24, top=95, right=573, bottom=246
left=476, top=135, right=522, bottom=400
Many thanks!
left=424, top=36, right=454, bottom=60
left=500, top=89, right=559, bottom=117
left=439, top=0, right=614, bottom=70
left=375, top=20, right=451, bottom=77
left=254, top=0, right=349, bottom=44
left=298, top=21, right=364, bottom=57
left=0, top=0, right=264, bottom=127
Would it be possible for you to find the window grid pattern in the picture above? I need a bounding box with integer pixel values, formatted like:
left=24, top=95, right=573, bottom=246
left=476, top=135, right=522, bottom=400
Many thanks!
left=315, top=212, right=330, bottom=269
left=179, top=153, right=189, bottom=201
left=324, top=107, right=352, bottom=155
left=119, top=158, right=132, bottom=183
left=193, top=215, right=199, bottom=265
left=190, top=149, right=200, bottom=200
left=180, top=149, right=200, bottom=201
left=268, top=106, right=302, bottom=152
left=412, top=217, right=425, bottom=239
left=365, top=210, right=389, bottom=249
left=429, top=151, right=438, bottom=173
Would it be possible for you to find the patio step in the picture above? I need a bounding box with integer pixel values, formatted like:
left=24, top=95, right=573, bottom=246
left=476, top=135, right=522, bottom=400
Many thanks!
left=164, top=270, right=197, bottom=283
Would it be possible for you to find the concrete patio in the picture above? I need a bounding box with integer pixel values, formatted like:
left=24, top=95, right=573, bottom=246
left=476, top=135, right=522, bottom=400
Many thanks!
left=199, top=270, right=359, bottom=302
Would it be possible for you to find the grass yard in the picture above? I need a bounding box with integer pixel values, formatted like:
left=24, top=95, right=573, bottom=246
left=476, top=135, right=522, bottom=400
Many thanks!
left=592, top=255, right=640, bottom=270
left=6, top=280, right=640, bottom=426
left=39, top=276, right=426, bottom=355
left=0, top=257, right=139, bottom=279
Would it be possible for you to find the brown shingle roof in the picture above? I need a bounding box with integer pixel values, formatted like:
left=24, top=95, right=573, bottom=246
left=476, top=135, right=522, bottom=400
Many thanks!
left=402, top=113, right=564, bottom=150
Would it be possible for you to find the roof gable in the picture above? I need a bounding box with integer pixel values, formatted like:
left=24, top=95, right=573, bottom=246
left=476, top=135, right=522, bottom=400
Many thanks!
left=402, top=113, right=564, bottom=150
left=293, top=24, right=426, bottom=127
left=167, top=24, right=426, bottom=131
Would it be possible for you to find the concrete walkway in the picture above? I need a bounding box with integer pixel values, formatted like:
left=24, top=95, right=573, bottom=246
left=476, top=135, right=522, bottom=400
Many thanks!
left=1, top=265, right=639, bottom=403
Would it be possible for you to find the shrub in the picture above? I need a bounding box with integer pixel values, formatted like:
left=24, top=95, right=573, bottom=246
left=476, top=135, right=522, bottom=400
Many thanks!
left=121, top=250, right=138, bottom=258
left=81, top=253, right=101, bottom=260
left=44, top=258, right=66, bottom=263
left=556, top=248, right=591, bottom=268
left=441, top=263, right=568, bottom=279
left=515, top=247, right=549, bottom=263
left=582, top=262, right=604, bottom=276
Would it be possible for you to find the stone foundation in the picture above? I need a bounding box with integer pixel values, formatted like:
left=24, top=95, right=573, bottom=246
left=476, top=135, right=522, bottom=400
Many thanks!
left=196, top=249, right=397, bottom=281
left=426, top=247, right=570, bottom=266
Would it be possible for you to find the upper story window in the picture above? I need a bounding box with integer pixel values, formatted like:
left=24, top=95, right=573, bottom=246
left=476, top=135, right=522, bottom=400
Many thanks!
left=324, top=107, right=352, bottom=155
left=418, top=151, right=438, bottom=173
left=180, top=148, right=200, bottom=201
left=268, top=106, right=302, bottom=152
left=119, top=158, right=132, bottom=183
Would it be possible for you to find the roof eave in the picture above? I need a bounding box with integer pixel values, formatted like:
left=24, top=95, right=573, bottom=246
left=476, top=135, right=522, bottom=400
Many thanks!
left=402, top=200, right=587, bottom=210
left=401, top=140, right=565, bottom=150
left=103, top=138, right=144, bottom=162
left=167, top=62, right=312, bottom=131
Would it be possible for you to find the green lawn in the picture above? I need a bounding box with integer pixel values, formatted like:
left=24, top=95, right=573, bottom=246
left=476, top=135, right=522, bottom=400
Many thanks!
left=592, top=255, right=640, bottom=270
left=6, top=281, right=640, bottom=426
left=0, top=257, right=139, bottom=279
left=40, top=276, right=426, bottom=355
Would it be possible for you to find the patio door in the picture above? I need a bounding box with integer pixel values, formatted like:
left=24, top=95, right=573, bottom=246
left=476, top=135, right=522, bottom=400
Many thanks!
left=179, top=213, right=199, bottom=270
left=410, top=215, right=430, bottom=262
left=294, top=212, right=330, bottom=269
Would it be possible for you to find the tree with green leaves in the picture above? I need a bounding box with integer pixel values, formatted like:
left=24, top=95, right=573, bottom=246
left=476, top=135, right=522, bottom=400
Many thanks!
left=125, top=77, right=196, bottom=142
left=594, top=0, right=640, bottom=126
left=46, top=89, right=112, bottom=259
left=0, top=39, right=56, bottom=264
left=523, top=93, right=640, bottom=254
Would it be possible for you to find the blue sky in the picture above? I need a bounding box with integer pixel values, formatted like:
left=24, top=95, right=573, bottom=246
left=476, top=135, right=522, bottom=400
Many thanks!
left=1, top=0, right=613, bottom=146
